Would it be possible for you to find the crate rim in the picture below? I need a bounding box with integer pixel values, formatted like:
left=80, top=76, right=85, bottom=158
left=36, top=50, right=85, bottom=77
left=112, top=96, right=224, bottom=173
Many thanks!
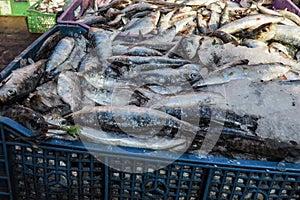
left=1, top=116, right=300, bottom=172
left=57, top=0, right=91, bottom=30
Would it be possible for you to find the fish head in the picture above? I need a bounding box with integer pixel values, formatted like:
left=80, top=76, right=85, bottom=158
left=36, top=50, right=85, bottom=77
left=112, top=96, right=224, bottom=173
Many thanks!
left=0, top=87, right=18, bottom=104
left=182, top=69, right=203, bottom=84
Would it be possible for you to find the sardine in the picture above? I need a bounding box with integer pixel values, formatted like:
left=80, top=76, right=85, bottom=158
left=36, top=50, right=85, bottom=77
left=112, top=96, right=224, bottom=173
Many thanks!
left=149, top=91, right=226, bottom=109
left=197, top=14, right=208, bottom=34
left=278, top=10, right=300, bottom=26
left=123, top=64, right=202, bottom=86
left=193, top=63, right=291, bottom=87
left=79, top=67, right=133, bottom=90
left=258, top=24, right=300, bottom=47
left=35, top=31, right=62, bottom=60
left=46, top=37, right=75, bottom=72
left=121, top=3, right=158, bottom=14
left=80, top=126, right=189, bottom=151
left=53, top=35, right=88, bottom=74
left=2, top=105, right=48, bottom=134
left=108, top=56, right=190, bottom=66
left=70, top=105, right=200, bottom=139
left=57, top=71, right=83, bottom=112
left=269, top=42, right=295, bottom=59
left=123, top=11, right=160, bottom=35
left=207, top=3, right=222, bottom=33
left=89, top=28, right=113, bottom=60
left=217, top=14, right=284, bottom=34
left=0, top=60, right=46, bottom=104
left=83, top=83, right=138, bottom=106
left=26, top=89, right=69, bottom=115
left=124, top=46, right=163, bottom=56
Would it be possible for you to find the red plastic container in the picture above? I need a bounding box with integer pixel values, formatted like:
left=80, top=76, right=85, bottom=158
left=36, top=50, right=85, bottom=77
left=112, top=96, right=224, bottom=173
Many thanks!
left=58, top=0, right=300, bottom=30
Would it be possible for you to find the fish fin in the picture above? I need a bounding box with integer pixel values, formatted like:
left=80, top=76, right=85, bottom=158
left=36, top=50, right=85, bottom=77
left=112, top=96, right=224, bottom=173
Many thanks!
left=138, top=30, right=144, bottom=42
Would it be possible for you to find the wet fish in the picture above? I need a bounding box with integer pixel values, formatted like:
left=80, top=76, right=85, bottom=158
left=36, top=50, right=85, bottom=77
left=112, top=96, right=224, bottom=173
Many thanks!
left=278, top=10, right=300, bottom=26
left=2, top=105, right=48, bottom=134
left=89, top=28, right=113, bottom=60
left=193, top=63, right=291, bottom=87
left=35, top=31, right=62, bottom=60
left=207, top=3, right=222, bottom=33
left=70, top=105, right=200, bottom=139
left=52, top=35, right=88, bottom=74
left=123, top=11, right=160, bottom=35
left=46, top=37, right=75, bottom=72
left=148, top=91, right=226, bottom=109
left=83, top=83, right=139, bottom=106
left=123, top=64, right=202, bottom=87
left=108, top=55, right=190, bottom=66
left=258, top=24, right=300, bottom=47
left=217, top=14, right=284, bottom=34
left=80, top=126, right=189, bottom=151
left=79, top=67, right=133, bottom=90
left=0, top=60, right=46, bottom=104
left=26, top=89, right=69, bottom=115
left=57, top=71, right=83, bottom=112
left=123, top=46, right=163, bottom=56
left=121, top=3, right=158, bottom=14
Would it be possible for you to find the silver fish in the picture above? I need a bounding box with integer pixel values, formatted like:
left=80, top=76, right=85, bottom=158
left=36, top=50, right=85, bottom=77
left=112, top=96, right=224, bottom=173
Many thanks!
left=123, top=64, right=202, bottom=88
left=46, top=37, right=75, bottom=72
left=278, top=10, right=300, bottom=26
left=89, top=28, right=113, bottom=61
left=121, top=3, right=158, bottom=14
left=70, top=105, right=200, bottom=139
left=258, top=24, right=300, bottom=47
left=108, top=55, right=190, bottom=66
left=193, top=63, right=291, bottom=87
left=0, top=60, right=46, bottom=104
left=79, top=67, right=133, bottom=90
left=123, top=11, right=160, bottom=35
left=217, top=14, right=284, bottom=34
left=53, top=35, right=88, bottom=74
left=57, top=71, right=83, bottom=112
left=79, top=126, right=189, bottom=151
left=207, top=3, right=222, bottom=33
left=123, top=46, right=163, bottom=56
left=149, top=91, right=226, bottom=109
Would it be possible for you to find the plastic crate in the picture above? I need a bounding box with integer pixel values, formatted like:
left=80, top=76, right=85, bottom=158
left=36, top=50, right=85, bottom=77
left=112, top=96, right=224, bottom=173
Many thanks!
left=57, top=0, right=300, bottom=29
left=26, top=1, right=57, bottom=33
left=0, top=24, right=300, bottom=200
left=0, top=0, right=37, bottom=16
left=10, top=0, right=30, bottom=16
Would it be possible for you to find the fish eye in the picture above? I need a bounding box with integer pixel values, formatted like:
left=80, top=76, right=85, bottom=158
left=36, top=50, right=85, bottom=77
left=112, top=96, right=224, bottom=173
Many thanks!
left=7, top=89, right=16, bottom=97
left=60, top=120, right=67, bottom=126
left=190, top=73, right=198, bottom=80
left=89, top=73, right=95, bottom=78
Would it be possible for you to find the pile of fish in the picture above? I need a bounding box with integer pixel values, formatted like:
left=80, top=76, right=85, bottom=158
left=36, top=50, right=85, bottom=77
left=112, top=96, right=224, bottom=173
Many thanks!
left=34, top=0, right=68, bottom=14
left=1, top=0, right=300, bottom=162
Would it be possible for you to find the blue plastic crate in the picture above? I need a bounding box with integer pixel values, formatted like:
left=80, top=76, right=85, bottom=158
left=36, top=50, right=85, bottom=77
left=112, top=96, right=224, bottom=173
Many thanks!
left=0, top=25, right=300, bottom=199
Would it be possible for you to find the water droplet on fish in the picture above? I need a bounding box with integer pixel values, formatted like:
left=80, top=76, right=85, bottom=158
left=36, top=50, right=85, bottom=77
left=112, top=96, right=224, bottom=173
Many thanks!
left=276, top=162, right=286, bottom=172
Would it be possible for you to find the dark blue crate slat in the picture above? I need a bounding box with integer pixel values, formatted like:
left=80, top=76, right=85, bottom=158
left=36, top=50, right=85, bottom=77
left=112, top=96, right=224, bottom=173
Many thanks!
left=0, top=23, right=300, bottom=199
left=1, top=114, right=299, bottom=200
left=0, top=122, right=13, bottom=200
